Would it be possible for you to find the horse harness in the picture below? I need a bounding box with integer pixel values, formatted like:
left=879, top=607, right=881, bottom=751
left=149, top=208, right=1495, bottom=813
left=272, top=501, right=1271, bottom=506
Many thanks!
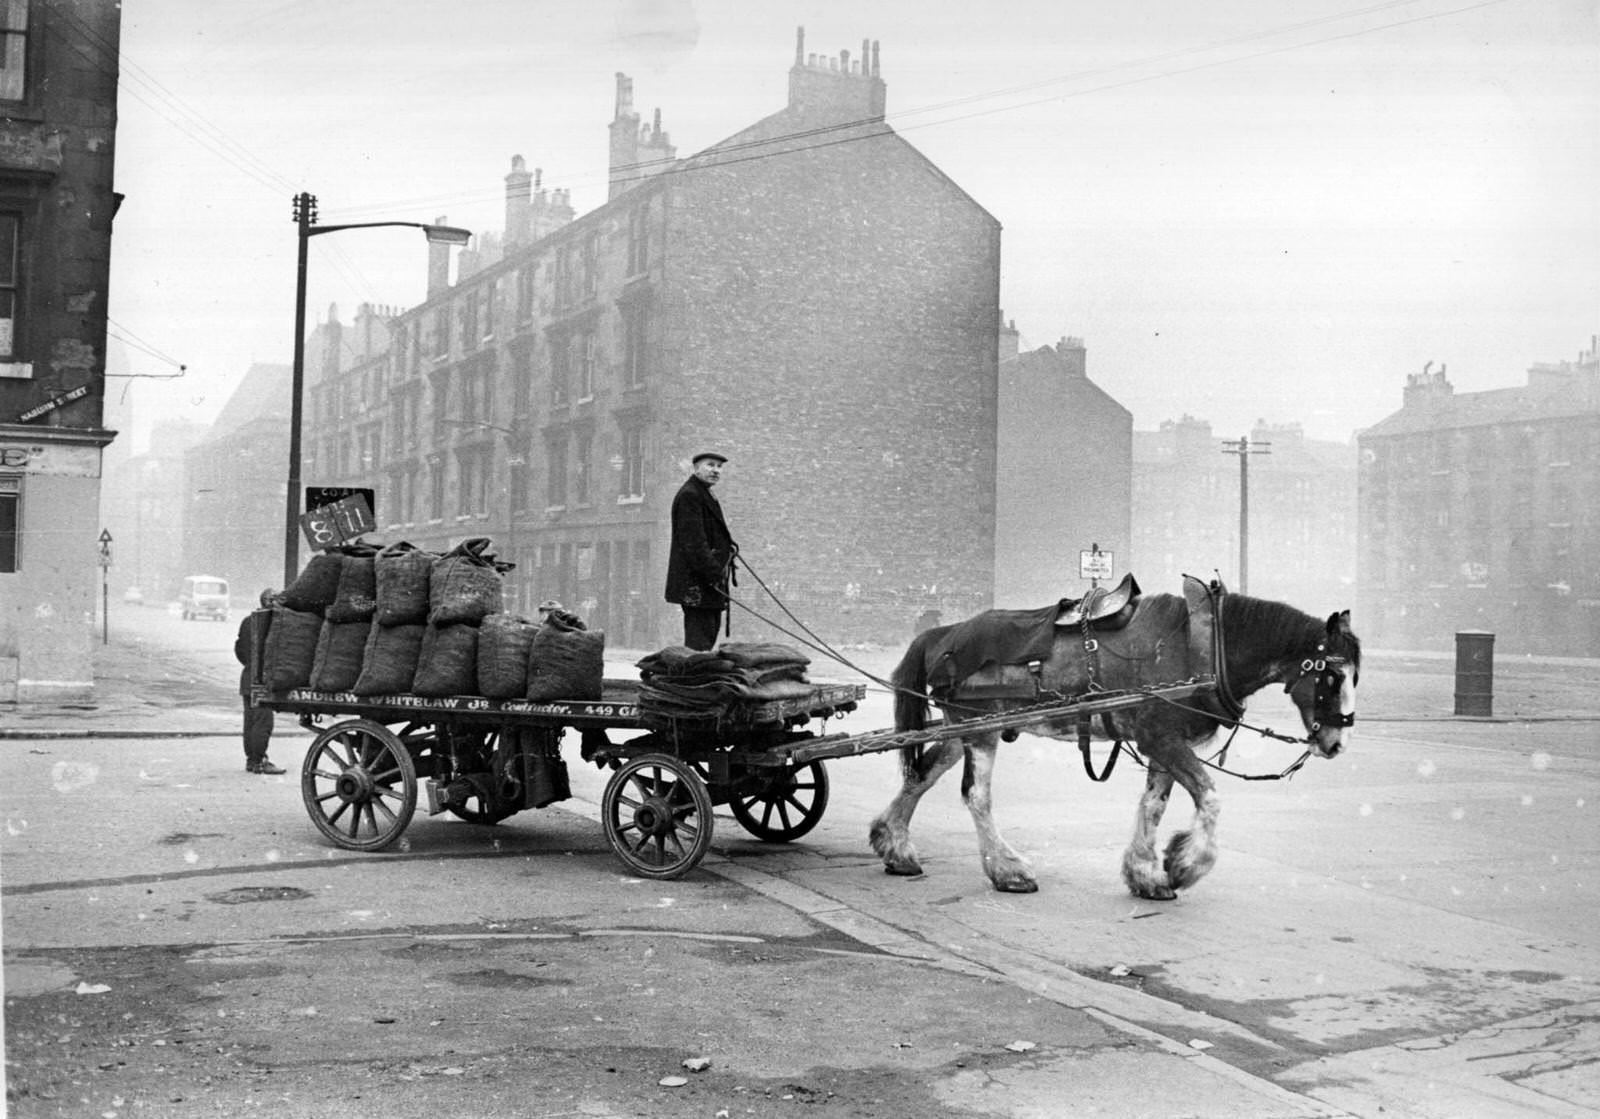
left=940, top=575, right=1345, bottom=784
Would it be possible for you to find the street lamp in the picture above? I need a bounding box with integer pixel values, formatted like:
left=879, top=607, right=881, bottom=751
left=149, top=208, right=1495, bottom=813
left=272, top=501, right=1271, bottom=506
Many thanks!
left=286, top=192, right=471, bottom=586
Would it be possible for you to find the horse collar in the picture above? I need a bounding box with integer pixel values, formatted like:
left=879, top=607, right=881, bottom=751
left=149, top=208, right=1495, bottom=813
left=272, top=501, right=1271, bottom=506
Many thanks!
left=1209, top=582, right=1246, bottom=723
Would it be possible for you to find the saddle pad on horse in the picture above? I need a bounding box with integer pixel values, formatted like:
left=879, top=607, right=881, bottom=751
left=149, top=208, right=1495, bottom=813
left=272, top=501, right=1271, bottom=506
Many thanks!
left=925, top=573, right=1141, bottom=693
left=942, top=590, right=1194, bottom=704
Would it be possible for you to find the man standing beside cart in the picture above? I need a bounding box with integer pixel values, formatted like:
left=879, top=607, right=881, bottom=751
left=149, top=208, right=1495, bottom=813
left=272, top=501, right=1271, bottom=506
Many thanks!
left=665, top=451, right=737, bottom=650
left=234, top=589, right=287, bottom=775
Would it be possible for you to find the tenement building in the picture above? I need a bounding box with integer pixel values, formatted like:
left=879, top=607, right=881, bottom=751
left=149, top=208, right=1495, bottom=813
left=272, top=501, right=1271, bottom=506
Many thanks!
left=0, top=0, right=121, bottom=702
left=1357, top=340, right=1600, bottom=656
left=303, top=29, right=1002, bottom=647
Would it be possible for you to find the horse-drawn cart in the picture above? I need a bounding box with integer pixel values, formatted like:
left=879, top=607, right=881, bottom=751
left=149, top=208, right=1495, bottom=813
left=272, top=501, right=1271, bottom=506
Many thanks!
left=257, top=677, right=867, bottom=879
left=257, top=674, right=1217, bottom=881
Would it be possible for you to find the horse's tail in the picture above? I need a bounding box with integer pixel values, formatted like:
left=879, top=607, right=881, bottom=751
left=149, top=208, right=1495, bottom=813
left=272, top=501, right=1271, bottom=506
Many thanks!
left=892, top=627, right=943, bottom=732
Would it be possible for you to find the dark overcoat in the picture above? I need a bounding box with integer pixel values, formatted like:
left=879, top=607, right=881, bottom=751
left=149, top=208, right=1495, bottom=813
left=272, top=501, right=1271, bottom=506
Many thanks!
left=664, top=475, right=736, bottom=607
left=234, top=610, right=267, bottom=697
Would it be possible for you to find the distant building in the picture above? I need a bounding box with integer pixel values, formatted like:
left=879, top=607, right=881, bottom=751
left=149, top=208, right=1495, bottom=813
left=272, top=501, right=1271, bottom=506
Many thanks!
left=304, top=29, right=1001, bottom=647
left=994, top=329, right=1131, bottom=607
left=99, top=415, right=207, bottom=604
left=1133, top=416, right=1356, bottom=608
left=0, top=0, right=121, bottom=702
left=184, top=362, right=292, bottom=608
left=1357, top=340, right=1600, bottom=655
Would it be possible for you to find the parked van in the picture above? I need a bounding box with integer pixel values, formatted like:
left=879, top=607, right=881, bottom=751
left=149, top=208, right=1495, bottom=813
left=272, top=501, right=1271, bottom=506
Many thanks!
left=180, top=575, right=230, bottom=621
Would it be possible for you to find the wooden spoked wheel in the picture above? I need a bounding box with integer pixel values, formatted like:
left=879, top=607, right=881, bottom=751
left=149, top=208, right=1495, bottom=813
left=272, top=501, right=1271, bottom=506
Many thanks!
left=730, top=760, right=830, bottom=842
left=600, top=753, right=714, bottom=880
left=301, top=718, right=418, bottom=852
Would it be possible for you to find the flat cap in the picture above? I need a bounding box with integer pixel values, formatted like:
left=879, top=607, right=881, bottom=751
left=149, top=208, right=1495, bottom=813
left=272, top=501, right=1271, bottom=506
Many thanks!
left=692, top=451, right=729, bottom=465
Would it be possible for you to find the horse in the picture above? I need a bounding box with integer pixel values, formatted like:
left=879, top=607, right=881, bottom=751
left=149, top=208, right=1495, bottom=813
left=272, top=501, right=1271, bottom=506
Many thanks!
left=868, top=580, right=1359, bottom=898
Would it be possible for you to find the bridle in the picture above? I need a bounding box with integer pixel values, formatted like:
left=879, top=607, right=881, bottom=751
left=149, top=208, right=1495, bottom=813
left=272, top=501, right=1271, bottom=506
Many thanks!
left=1284, top=648, right=1356, bottom=736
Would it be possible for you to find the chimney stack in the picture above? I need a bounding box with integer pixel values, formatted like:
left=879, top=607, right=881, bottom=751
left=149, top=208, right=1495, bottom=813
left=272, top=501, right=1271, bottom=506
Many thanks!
left=608, top=72, right=639, bottom=200
left=787, top=26, right=887, bottom=125
left=427, top=216, right=451, bottom=296
left=609, top=72, right=677, bottom=199
left=504, top=155, right=533, bottom=247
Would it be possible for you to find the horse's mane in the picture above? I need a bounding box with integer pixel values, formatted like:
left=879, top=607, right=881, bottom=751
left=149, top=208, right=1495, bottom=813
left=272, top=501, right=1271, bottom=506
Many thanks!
left=1219, top=592, right=1361, bottom=672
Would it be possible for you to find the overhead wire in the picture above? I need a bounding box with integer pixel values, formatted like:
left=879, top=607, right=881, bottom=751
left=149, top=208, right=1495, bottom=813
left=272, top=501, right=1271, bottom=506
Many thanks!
left=51, top=6, right=300, bottom=197
left=104, top=317, right=186, bottom=377
left=69, top=0, right=1515, bottom=352
left=329, top=0, right=1514, bottom=213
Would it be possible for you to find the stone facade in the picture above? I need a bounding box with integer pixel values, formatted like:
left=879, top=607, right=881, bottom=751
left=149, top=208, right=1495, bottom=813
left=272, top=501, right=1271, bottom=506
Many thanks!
left=0, top=0, right=120, bottom=702
left=1358, top=340, right=1600, bottom=655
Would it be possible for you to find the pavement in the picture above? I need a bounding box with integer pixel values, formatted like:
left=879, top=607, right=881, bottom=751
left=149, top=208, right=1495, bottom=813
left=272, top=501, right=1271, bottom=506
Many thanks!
left=1, top=630, right=244, bottom=740
left=5, top=629, right=1598, bottom=1117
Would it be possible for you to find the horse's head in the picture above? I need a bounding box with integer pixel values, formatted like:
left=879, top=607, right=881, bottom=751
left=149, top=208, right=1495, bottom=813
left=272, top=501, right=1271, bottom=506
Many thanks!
left=1283, top=610, right=1360, bottom=758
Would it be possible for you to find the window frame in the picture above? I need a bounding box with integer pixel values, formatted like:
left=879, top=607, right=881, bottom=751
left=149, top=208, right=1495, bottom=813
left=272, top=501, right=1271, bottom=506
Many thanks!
left=0, top=473, right=18, bottom=572
left=0, top=1, right=31, bottom=106
left=618, top=424, right=645, bottom=500
left=0, top=209, right=18, bottom=360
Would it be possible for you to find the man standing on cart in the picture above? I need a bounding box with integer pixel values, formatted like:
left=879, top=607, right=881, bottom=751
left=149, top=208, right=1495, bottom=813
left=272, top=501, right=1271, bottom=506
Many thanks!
left=665, top=451, right=737, bottom=650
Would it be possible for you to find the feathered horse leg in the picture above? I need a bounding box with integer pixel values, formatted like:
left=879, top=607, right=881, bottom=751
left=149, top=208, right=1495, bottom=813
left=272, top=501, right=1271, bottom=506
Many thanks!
left=962, top=733, right=1037, bottom=892
left=1122, top=765, right=1178, bottom=899
left=1161, top=751, right=1220, bottom=892
left=870, top=739, right=962, bottom=876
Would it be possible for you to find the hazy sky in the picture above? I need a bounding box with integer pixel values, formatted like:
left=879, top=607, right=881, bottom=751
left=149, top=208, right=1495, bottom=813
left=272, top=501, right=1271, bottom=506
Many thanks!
left=106, top=0, right=1598, bottom=451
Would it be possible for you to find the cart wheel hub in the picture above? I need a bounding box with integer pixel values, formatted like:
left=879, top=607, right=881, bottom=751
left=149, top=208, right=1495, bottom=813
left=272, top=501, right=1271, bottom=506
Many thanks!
left=633, top=797, right=676, bottom=837
left=335, top=766, right=376, bottom=802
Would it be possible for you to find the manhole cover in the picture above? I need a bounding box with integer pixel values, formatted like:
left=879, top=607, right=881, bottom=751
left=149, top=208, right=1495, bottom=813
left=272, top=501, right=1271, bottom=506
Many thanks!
left=207, top=886, right=312, bottom=905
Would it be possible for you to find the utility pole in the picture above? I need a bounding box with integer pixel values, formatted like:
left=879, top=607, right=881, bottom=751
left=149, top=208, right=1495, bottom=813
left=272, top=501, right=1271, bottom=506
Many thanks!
left=1221, top=435, right=1271, bottom=593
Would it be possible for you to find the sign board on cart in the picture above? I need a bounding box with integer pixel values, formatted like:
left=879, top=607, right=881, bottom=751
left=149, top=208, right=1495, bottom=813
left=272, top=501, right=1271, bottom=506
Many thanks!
left=299, top=491, right=376, bottom=551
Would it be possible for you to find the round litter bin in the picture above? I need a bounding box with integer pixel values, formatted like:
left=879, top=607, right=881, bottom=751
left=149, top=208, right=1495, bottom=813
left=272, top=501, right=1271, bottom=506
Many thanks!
left=1454, top=630, right=1494, bottom=717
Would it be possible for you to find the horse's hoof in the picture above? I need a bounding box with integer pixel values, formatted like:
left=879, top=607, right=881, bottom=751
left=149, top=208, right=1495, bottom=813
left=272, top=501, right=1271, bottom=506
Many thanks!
left=993, top=877, right=1038, bottom=894
left=884, top=861, right=924, bottom=878
left=1122, top=861, right=1176, bottom=900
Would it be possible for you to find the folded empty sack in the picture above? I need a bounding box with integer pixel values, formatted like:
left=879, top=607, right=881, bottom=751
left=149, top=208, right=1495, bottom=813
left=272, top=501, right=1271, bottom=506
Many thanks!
left=715, top=642, right=811, bottom=671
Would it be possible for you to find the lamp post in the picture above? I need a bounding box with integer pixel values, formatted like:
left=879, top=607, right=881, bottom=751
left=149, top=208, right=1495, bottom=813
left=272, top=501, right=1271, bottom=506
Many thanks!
left=286, top=192, right=472, bottom=587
